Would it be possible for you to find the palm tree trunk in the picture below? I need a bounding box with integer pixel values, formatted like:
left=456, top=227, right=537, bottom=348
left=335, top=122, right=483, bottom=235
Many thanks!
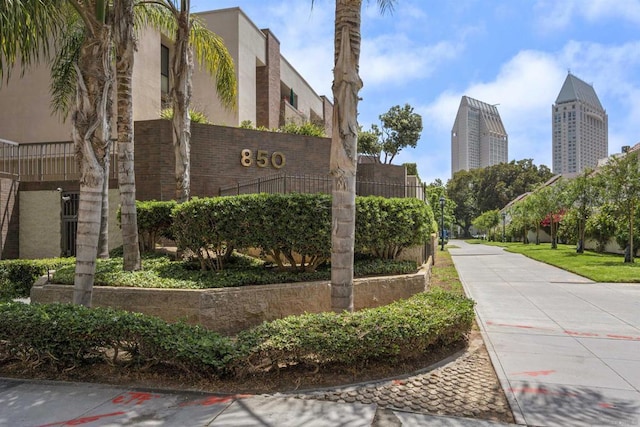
left=330, top=0, right=363, bottom=313
left=73, top=26, right=114, bottom=307
left=115, top=0, right=141, bottom=270
left=97, top=146, right=110, bottom=258
left=171, top=9, right=193, bottom=203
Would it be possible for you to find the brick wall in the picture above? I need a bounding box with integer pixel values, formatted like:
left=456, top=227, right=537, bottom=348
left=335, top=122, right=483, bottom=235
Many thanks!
left=256, top=29, right=281, bottom=129
left=134, top=120, right=332, bottom=200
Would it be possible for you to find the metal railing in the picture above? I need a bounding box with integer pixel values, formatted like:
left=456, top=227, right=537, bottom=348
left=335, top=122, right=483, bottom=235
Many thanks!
left=0, top=139, right=118, bottom=182
left=219, top=173, right=426, bottom=200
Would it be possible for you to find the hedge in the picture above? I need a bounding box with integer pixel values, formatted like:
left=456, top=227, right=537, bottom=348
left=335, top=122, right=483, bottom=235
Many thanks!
left=0, top=289, right=474, bottom=376
left=0, top=258, right=75, bottom=301
left=234, top=288, right=474, bottom=370
left=171, top=193, right=435, bottom=271
left=135, top=200, right=177, bottom=251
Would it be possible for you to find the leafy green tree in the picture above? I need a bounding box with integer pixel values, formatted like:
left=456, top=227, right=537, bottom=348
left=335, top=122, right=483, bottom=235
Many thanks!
left=563, top=169, right=602, bottom=253
left=446, top=169, right=479, bottom=237
left=425, top=180, right=456, bottom=237
left=446, top=159, right=552, bottom=237
left=472, top=210, right=500, bottom=241
left=379, top=104, right=422, bottom=164
left=585, top=203, right=619, bottom=253
left=357, top=124, right=382, bottom=160
left=602, top=154, right=640, bottom=262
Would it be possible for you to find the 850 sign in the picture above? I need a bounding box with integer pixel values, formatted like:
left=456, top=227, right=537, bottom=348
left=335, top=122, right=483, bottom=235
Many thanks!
left=241, top=149, right=286, bottom=169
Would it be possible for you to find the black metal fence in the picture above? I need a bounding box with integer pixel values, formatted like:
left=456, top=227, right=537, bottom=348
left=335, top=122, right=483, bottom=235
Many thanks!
left=219, top=173, right=426, bottom=200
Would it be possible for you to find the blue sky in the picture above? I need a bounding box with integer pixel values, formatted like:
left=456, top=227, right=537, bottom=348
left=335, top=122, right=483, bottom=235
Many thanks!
left=192, top=0, right=640, bottom=184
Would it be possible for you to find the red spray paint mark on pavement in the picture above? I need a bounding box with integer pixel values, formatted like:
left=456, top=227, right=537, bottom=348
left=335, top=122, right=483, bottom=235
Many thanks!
left=510, top=370, right=556, bottom=377
left=564, top=330, right=599, bottom=337
left=392, top=380, right=405, bottom=385
left=112, top=391, right=161, bottom=405
left=179, top=394, right=252, bottom=407
left=486, top=321, right=549, bottom=330
left=599, top=402, right=616, bottom=409
left=38, top=411, right=126, bottom=427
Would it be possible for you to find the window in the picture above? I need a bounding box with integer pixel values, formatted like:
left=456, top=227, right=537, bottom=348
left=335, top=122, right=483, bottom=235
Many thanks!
left=161, top=45, right=169, bottom=94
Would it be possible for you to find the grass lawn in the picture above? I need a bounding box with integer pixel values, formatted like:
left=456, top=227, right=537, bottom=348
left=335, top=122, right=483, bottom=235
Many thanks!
left=430, top=247, right=464, bottom=294
left=466, top=240, right=640, bottom=283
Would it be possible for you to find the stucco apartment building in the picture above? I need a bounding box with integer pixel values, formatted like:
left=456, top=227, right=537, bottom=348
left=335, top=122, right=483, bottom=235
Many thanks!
left=0, top=7, right=332, bottom=143
left=0, top=7, right=338, bottom=259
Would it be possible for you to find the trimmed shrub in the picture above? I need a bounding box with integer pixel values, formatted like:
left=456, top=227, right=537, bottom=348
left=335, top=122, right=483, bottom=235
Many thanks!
left=234, top=289, right=474, bottom=370
left=0, top=289, right=474, bottom=377
left=0, top=259, right=74, bottom=301
left=173, top=193, right=331, bottom=271
left=0, top=302, right=235, bottom=375
left=356, top=197, right=435, bottom=259
left=135, top=200, right=177, bottom=251
left=172, top=193, right=435, bottom=270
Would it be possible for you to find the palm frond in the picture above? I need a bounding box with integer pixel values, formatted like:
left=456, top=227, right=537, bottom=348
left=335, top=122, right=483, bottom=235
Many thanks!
left=0, top=0, right=66, bottom=84
left=49, top=18, right=84, bottom=120
left=134, top=2, right=177, bottom=37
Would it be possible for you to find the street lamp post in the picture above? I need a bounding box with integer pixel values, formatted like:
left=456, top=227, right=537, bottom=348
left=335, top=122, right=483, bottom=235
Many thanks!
left=439, top=196, right=445, bottom=251
left=501, top=211, right=506, bottom=243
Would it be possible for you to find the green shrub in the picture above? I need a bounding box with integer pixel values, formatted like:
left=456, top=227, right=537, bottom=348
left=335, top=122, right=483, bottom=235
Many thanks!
left=171, top=193, right=434, bottom=270
left=234, top=289, right=474, bottom=370
left=51, top=254, right=416, bottom=289
left=0, top=258, right=74, bottom=301
left=160, top=107, right=211, bottom=124
left=135, top=200, right=177, bottom=251
left=0, top=302, right=235, bottom=375
left=0, top=289, right=473, bottom=377
left=356, top=197, right=435, bottom=259
left=173, top=194, right=331, bottom=271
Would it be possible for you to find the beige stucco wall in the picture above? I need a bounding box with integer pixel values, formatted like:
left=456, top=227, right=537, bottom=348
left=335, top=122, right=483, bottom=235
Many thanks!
left=0, top=61, right=71, bottom=143
left=194, top=8, right=266, bottom=126
left=20, top=189, right=123, bottom=259
left=133, top=28, right=163, bottom=121
left=280, top=57, right=325, bottom=125
left=32, top=268, right=429, bottom=335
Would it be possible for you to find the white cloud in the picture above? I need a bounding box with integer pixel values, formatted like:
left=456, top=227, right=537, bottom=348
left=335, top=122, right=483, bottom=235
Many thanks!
left=534, top=0, right=640, bottom=30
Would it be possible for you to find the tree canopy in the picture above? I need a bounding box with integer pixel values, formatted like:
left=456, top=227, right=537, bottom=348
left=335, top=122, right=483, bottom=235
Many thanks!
left=446, top=159, right=553, bottom=236
left=357, top=103, right=422, bottom=164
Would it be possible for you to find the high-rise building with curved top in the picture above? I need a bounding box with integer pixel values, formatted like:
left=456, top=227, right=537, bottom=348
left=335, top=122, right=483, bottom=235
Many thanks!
left=552, top=73, right=608, bottom=175
left=451, top=96, right=508, bottom=176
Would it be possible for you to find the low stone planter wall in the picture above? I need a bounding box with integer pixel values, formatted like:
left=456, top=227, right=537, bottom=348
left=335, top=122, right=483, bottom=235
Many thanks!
left=31, top=259, right=431, bottom=335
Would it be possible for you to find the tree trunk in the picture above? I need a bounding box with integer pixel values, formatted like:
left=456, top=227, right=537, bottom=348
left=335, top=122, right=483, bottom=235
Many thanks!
left=628, top=207, right=635, bottom=263
left=330, top=0, right=363, bottom=313
left=171, top=9, right=193, bottom=203
left=577, top=217, right=585, bottom=253
left=115, top=0, right=141, bottom=270
left=72, top=26, right=113, bottom=307
left=97, top=145, right=110, bottom=258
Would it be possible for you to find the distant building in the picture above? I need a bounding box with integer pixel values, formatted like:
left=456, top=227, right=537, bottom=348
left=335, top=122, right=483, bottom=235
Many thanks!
left=552, top=73, right=608, bottom=175
left=451, top=96, right=508, bottom=176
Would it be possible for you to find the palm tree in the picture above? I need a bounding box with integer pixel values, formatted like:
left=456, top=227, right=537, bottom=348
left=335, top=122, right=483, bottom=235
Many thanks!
left=328, top=0, right=395, bottom=313
left=141, top=0, right=236, bottom=202
left=2, top=0, right=115, bottom=306
left=114, top=0, right=141, bottom=271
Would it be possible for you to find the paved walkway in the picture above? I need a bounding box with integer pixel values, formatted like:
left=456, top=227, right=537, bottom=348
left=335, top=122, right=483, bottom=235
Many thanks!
left=450, top=240, right=640, bottom=426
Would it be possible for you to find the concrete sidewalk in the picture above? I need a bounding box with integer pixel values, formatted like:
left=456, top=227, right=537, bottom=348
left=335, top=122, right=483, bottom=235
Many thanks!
left=0, top=377, right=512, bottom=426
left=450, top=240, right=640, bottom=427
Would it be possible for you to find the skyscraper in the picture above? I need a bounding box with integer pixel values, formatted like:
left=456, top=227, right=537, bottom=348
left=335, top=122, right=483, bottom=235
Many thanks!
left=451, top=96, right=508, bottom=176
left=552, top=73, right=608, bottom=175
